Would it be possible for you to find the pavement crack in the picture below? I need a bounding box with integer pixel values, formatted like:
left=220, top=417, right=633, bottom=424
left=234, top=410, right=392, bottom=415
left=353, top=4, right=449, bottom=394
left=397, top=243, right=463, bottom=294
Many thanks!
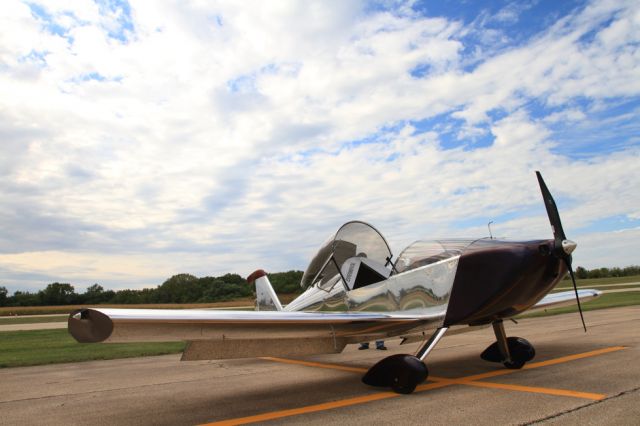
left=523, top=386, right=640, bottom=425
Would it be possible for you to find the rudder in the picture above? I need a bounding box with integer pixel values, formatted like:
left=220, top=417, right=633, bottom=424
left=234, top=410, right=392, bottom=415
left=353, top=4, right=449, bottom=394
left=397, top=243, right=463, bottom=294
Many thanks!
left=247, top=269, right=283, bottom=311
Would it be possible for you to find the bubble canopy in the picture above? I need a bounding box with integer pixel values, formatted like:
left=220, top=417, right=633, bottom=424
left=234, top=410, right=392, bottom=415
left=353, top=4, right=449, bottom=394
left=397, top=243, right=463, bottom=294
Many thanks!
left=300, top=221, right=393, bottom=290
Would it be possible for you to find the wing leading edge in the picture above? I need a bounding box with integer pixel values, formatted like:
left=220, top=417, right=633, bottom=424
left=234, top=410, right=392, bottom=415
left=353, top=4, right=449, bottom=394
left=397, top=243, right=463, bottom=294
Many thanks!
left=68, top=307, right=445, bottom=344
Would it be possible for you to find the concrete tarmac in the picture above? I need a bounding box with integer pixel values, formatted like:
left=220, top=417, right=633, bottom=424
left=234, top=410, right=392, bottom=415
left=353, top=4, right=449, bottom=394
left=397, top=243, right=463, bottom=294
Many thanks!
left=1, top=306, right=638, bottom=425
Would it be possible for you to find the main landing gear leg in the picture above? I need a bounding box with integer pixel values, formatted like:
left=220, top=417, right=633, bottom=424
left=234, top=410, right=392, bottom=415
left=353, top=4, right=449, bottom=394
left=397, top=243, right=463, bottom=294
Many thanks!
left=416, top=327, right=449, bottom=362
left=481, top=319, right=535, bottom=369
left=362, top=327, right=448, bottom=395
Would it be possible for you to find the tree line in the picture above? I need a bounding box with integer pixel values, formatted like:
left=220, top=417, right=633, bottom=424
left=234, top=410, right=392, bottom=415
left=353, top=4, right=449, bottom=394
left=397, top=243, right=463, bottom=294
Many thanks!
left=0, top=270, right=303, bottom=307
left=573, top=265, right=640, bottom=279
left=1, top=265, right=638, bottom=307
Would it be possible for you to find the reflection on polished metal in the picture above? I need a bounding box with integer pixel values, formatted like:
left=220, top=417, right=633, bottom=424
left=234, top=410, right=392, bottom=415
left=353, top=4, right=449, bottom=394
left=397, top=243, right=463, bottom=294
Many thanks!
left=415, top=326, right=449, bottom=361
left=346, top=256, right=458, bottom=314
left=282, top=253, right=459, bottom=327
left=562, top=239, right=577, bottom=255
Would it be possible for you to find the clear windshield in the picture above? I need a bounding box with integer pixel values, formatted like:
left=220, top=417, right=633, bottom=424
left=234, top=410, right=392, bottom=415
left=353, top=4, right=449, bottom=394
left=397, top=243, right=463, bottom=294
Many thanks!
left=394, top=239, right=473, bottom=274
left=300, top=221, right=392, bottom=290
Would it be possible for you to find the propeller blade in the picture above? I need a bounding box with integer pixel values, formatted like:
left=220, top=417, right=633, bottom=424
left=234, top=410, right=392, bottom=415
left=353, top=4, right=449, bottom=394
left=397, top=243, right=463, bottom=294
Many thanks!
left=566, top=260, right=587, bottom=332
left=536, top=171, right=567, bottom=242
left=536, top=171, right=585, bottom=331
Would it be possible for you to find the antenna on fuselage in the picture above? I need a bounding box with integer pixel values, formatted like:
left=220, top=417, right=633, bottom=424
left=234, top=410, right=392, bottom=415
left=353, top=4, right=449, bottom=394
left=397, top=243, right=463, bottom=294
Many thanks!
left=488, top=221, right=494, bottom=239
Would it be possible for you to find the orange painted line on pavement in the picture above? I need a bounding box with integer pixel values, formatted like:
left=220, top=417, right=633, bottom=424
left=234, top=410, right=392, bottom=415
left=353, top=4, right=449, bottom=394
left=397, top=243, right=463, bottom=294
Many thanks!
left=432, top=377, right=605, bottom=400
left=414, top=380, right=456, bottom=393
left=264, top=346, right=627, bottom=383
left=463, top=346, right=627, bottom=381
left=524, top=346, right=627, bottom=370
left=208, top=346, right=625, bottom=425
left=201, top=381, right=452, bottom=426
left=465, top=381, right=605, bottom=400
left=200, top=390, right=400, bottom=426
left=260, top=357, right=367, bottom=373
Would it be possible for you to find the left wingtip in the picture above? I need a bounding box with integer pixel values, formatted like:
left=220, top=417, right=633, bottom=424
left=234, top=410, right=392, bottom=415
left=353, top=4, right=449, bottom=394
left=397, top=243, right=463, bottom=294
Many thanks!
left=68, top=309, right=114, bottom=343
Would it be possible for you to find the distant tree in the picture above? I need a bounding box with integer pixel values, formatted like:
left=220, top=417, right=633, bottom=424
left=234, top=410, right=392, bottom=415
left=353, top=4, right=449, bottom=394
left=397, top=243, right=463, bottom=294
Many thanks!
left=219, top=273, right=245, bottom=287
left=0, top=286, right=7, bottom=306
left=268, top=270, right=304, bottom=294
left=82, top=284, right=112, bottom=304
left=110, top=289, right=147, bottom=304
left=156, top=274, right=200, bottom=303
left=610, top=267, right=623, bottom=277
left=98, top=289, right=116, bottom=304
left=568, top=265, right=640, bottom=280
left=623, top=265, right=640, bottom=276
left=199, top=274, right=251, bottom=302
left=137, top=287, right=157, bottom=304
left=86, top=283, right=103, bottom=293
left=39, top=283, right=77, bottom=305
left=587, top=267, right=609, bottom=279
left=575, top=266, right=588, bottom=280
left=9, top=291, right=41, bottom=306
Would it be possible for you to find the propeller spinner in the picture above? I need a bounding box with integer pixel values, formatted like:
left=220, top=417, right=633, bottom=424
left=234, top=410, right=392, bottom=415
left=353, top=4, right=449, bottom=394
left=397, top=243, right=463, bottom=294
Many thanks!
left=535, top=171, right=585, bottom=332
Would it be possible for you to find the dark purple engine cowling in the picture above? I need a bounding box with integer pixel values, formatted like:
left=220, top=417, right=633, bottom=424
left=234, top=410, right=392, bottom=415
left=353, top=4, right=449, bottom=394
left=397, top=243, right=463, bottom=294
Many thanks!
left=443, top=239, right=566, bottom=326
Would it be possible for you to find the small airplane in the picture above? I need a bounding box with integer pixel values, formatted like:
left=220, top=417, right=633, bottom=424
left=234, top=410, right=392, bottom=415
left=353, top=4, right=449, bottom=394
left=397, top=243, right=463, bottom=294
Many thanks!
left=69, top=172, right=600, bottom=394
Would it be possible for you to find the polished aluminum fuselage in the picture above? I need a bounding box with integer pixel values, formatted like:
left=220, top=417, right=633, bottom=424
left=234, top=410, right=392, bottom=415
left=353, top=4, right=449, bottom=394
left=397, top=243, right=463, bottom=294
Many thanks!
left=285, top=256, right=459, bottom=321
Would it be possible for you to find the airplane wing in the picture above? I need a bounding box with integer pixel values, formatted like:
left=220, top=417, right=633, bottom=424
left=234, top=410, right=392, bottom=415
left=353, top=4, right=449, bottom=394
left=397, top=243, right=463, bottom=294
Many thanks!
left=68, top=308, right=446, bottom=360
left=68, top=289, right=600, bottom=360
left=529, top=289, right=601, bottom=312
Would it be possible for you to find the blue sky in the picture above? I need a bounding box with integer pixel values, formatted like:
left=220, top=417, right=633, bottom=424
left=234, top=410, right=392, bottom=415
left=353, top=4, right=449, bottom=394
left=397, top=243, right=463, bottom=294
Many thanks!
left=0, top=0, right=639, bottom=293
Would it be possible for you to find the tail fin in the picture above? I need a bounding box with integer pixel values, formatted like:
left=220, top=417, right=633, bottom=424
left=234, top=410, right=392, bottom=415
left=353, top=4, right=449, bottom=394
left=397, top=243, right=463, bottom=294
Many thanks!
left=247, top=269, right=283, bottom=311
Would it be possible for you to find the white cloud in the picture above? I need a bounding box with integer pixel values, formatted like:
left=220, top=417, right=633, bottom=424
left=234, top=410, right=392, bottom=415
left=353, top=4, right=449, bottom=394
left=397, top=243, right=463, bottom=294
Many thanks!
left=543, top=108, right=587, bottom=123
left=0, top=0, right=639, bottom=292
left=572, top=227, right=640, bottom=269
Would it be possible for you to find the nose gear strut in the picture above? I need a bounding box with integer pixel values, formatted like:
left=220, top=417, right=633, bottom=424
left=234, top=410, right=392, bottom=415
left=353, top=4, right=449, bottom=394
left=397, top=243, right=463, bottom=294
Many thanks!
left=480, top=320, right=535, bottom=369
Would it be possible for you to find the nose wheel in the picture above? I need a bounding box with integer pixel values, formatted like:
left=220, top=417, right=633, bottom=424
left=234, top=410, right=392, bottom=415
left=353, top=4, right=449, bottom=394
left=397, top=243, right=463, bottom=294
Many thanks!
left=481, top=320, right=535, bottom=369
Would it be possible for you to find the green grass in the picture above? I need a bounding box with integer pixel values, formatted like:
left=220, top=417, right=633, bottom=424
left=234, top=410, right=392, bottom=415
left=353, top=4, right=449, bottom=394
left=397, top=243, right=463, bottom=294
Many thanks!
left=554, top=285, right=640, bottom=293
left=0, top=315, right=67, bottom=325
left=0, top=329, right=185, bottom=368
left=555, top=284, right=640, bottom=292
left=520, top=291, right=640, bottom=319
left=556, top=275, right=640, bottom=288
